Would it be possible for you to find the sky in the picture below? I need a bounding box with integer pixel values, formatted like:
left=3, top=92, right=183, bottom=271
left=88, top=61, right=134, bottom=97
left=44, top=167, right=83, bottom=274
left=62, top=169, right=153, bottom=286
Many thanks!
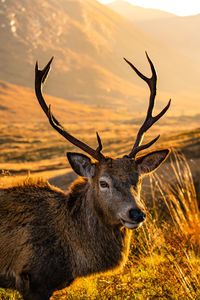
left=97, top=0, right=200, bottom=16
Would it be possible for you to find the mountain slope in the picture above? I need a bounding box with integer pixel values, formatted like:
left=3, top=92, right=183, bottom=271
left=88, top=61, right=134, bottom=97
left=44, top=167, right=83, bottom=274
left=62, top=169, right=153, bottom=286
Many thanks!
left=0, top=0, right=200, bottom=114
left=0, top=80, right=127, bottom=123
left=107, top=1, right=200, bottom=63
left=134, top=14, right=200, bottom=62
left=107, top=1, right=175, bottom=21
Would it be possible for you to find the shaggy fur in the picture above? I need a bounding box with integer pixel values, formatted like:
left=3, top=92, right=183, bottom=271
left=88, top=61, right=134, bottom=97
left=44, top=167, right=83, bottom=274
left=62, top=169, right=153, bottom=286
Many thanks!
left=0, top=177, right=131, bottom=299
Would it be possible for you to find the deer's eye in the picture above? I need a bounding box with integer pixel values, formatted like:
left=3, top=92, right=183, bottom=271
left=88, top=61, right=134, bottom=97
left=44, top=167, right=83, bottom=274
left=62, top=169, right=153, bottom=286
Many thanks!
left=100, top=180, right=109, bottom=189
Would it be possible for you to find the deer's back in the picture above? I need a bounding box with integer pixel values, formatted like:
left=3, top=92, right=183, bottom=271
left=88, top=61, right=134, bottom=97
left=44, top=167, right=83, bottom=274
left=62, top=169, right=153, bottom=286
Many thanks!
left=0, top=179, right=72, bottom=290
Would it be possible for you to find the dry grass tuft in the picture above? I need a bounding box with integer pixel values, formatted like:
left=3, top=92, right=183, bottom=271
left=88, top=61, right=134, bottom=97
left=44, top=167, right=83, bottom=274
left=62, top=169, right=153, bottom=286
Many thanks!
left=0, top=170, right=49, bottom=189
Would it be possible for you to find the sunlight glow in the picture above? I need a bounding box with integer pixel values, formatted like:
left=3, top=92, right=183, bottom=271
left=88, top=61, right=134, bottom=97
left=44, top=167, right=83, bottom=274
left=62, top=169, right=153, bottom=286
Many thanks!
left=97, top=0, right=200, bottom=16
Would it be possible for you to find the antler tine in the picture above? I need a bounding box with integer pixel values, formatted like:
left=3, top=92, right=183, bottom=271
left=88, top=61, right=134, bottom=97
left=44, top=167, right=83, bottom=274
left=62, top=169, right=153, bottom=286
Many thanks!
left=96, top=132, right=103, bottom=154
left=48, top=106, right=104, bottom=160
left=35, top=58, right=105, bottom=161
left=35, top=57, right=61, bottom=127
left=124, top=52, right=171, bottom=158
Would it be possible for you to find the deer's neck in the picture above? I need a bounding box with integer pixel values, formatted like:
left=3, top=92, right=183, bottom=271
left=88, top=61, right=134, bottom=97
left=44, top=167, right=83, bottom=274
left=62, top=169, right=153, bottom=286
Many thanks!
left=66, top=178, right=132, bottom=279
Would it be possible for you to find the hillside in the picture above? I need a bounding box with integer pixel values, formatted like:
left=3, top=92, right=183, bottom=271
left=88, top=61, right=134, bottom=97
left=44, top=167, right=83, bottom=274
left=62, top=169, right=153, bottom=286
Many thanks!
left=134, top=14, right=200, bottom=63
left=107, top=1, right=200, bottom=63
left=107, top=1, right=175, bottom=21
left=1, top=0, right=200, bottom=115
left=0, top=80, right=124, bottom=123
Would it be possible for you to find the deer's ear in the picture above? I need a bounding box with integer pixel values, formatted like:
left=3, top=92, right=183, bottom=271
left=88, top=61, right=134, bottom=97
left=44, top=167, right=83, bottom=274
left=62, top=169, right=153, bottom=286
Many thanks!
left=135, top=149, right=170, bottom=175
left=67, top=152, right=95, bottom=177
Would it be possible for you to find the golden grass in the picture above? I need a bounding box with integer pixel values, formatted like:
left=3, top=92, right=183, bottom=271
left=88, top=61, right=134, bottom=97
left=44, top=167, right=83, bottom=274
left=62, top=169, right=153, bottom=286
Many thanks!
left=154, top=152, right=200, bottom=247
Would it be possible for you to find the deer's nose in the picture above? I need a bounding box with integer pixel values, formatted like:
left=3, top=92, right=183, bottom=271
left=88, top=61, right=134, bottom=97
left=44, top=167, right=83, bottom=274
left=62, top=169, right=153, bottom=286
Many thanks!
left=129, top=209, right=145, bottom=223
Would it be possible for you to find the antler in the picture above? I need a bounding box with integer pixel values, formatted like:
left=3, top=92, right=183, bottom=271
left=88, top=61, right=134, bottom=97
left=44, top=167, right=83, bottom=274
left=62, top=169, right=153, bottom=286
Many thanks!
left=35, top=57, right=105, bottom=161
left=124, top=52, right=171, bottom=158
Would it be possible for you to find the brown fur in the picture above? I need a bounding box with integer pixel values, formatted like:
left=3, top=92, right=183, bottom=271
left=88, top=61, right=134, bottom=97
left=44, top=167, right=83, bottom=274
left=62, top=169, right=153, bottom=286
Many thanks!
left=0, top=174, right=131, bottom=299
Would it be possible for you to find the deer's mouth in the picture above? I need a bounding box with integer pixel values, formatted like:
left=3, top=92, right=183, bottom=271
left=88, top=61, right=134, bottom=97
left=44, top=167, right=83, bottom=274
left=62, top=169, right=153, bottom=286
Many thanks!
left=120, top=218, right=143, bottom=230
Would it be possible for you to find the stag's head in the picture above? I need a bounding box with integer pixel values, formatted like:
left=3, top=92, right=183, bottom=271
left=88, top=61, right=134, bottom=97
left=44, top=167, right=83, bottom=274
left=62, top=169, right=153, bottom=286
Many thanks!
left=35, top=53, right=171, bottom=229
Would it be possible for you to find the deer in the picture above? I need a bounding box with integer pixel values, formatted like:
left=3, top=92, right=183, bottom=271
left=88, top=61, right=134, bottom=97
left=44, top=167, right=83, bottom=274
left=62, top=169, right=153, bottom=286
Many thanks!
left=0, top=53, right=171, bottom=300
